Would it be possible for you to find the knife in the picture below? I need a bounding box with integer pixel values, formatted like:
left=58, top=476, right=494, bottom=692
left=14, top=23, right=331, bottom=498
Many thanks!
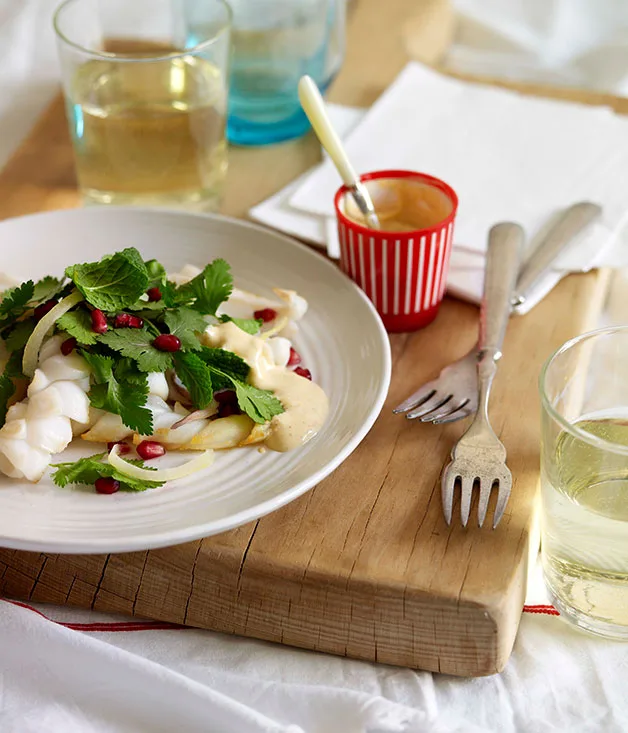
left=511, top=201, right=602, bottom=309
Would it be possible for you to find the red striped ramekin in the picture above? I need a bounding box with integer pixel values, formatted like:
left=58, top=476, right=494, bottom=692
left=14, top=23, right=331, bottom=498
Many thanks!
left=334, top=170, right=458, bottom=332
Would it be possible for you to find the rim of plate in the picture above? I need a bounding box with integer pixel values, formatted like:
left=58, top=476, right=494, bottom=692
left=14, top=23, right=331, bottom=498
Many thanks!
left=0, top=207, right=392, bottom=553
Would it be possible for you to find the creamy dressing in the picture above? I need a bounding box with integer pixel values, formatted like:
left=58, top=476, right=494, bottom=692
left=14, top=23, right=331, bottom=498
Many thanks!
left=203, top=321, right=328, bottom=452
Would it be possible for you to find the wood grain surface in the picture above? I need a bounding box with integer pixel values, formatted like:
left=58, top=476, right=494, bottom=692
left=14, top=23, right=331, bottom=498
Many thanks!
left=0, top=0, right=616, bottom=676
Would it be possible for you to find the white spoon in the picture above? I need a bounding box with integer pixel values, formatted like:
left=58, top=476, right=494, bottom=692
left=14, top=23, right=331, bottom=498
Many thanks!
left=298, top=75, right=381, bottom=230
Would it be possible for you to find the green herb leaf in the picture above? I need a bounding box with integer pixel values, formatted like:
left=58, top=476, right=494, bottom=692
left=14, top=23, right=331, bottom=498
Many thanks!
left=81, top=352, right=153, bottom=434
left=51, top=453, right=163, bottom=492
left=233, top=382, right=285, bottom=423
left=145, top=259, right=167, bottom=288
left=197, top=347, right=283, bottom=424
left=4, top=350, right=25, bottom=379
left=178, top=259, right=232, bottom=316
left=98, top=328, right=173, bottom=373
left=65, top=248, right=149, bottom=311
left=220, top=315, right=262, bottom=335
left=163, top=307, right=206, bottom=351
left=0, top=372, right=16, bottom=427
left=173, top=351, right=213, bottom=409
left=0, top=281, right=35, bottom=328
left=56, top=309, right=98, bottom=345
left=3, top=319, right=35, bottom=352
left=31, top=276, right=64, bottom=304
left=198, top=347, right=249, bottom=390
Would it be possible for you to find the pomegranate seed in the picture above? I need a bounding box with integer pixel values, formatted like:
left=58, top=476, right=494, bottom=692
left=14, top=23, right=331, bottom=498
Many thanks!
left=136, top=440, right=166, bottom=460
left=219, top=402, right=241, bottom=418
left=91, top=309, right=108, bottom=334
left=60, top=337, right=77, bottom=356
left=153, top=334, right=181, bottom=352
left=214, top=389, right=237, bottom=405
left=293, top=366, right=312, bottom=380
left=147, top=287, right=162, bottom=302
left=33, top=298, right=58, bottom=321
left=114, top=313, right=143, bottom=329
left=287, top=347, right=302, bottom=367
left=95, top=477, right=120, bottom=494
left=107, top=441, right=131, bottom=455
left=253, top=308, right=277, bottom=323
left=113, top=313, right=131, bottom=328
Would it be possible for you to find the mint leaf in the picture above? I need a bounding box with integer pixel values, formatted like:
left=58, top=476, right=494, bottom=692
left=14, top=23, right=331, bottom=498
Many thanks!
left=3, top=319, right=35, bottom=352
left=0, top=372, right=16, bottom=427
left=220, top=315, right=262, bottom=335
left=178, top=259, right=232, bottom=315
left=196, top=346, right=283, bottom=424
left=31, top=276, right=64, bottom=304
left=198, top=347, right=249, bottom=387
left=145, top=259, right=167, bottom=288
left=57, top=309, right=98, bottom=345
left=66, top=248, right=149, bottom=311
left=51, top=453, right=163, bottom=492
left=173, top=352, right=213, bottom=409
left=98, top=328, right=173, bottom=373
left=233, top=382, right=284, bottom=424
left=163, top=307, right=206, bottom=351
left=82, top=351, right=152, bottom=434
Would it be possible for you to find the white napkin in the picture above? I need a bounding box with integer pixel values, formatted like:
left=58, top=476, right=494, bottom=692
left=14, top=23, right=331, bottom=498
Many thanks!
left=249, top=69, right=624, bottom=313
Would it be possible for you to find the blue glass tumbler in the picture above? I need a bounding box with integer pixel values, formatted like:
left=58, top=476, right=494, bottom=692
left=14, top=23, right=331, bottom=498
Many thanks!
left=226, top=0, right=346, bottom=146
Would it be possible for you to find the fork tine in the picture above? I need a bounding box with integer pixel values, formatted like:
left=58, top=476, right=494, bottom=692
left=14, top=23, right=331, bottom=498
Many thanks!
left=460, top=477, right=475, bottom=527
left=493, top=472, right=512, bottom=528
left=407, top=394, right=451, bottom=420
left=433, top=406, right=475, bottom=425
left=441, top=464, right=455, bottom=525
left=477, top=477, right=493, bottom=528
left=393, top=385, right=436, bottom=413
left=421, top=399, right=470, bottom=423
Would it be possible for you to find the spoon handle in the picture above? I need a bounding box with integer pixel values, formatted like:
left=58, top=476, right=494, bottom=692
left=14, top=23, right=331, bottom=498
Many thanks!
left=298, top=76, right=380, bottom=230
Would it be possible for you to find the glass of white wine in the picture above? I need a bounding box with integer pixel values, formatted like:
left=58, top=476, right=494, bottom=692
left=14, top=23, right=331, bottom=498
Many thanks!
left=540, top=326, right=628, bottom=639
left=54, top=0, right=231, bottom=211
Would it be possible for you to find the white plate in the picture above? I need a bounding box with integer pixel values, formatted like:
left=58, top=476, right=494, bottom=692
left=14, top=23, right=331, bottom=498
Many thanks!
left=0, top=208, right=391, bottom=553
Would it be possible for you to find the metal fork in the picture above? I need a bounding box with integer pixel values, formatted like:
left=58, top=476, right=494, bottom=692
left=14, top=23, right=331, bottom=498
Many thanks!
left=441, top=222, right=523, bottom=528
left=393, top=202, right=602, bottom=424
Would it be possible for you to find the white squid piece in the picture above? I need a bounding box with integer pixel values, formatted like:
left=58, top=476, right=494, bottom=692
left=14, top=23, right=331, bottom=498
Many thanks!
left=0, top=335, right=91, bottom=482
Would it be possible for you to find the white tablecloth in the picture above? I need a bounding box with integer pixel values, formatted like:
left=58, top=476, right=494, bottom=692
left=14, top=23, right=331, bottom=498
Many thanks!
left=0, top=3, right=627, bottom=732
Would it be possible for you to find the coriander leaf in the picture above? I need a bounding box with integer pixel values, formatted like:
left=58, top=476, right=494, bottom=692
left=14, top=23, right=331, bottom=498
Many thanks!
left=0, top=372, right=16, bottom=427
left=161, top=280, right=189, bottom=308
left=145, top=259, right=167, bottom=288
left=127, top=300, right=167, bottom=313
left=81, top=351, right=153, bottom=434
left=99, top=328, right=173, bottom=373
left=31, top=276, right=64, bottom=304
left=164, top=307, right=206, bottom=351
left=51, top=453, right=163, bottom=492
left=178, top=259, right=232, bottom=315
left=198, top=347, right=250, bottom=387
left=220, top=315, right=262, bottom=335
left=0, top=281, right=35, bottom=328
left=233, top=382, right=284, bottom=424
left=66, top=248, right=149, bottom=311
left=3, top=319, right=35, bottom=352
left=173, top=352, right=213, bottom=409
left=81, top=351, right=114, bottom=383
left=57, top=309, right=98, bottom=345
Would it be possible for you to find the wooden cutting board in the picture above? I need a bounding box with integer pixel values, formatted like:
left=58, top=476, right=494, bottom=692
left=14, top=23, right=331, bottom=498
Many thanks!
left=0, top=0, right=619, bottom=676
